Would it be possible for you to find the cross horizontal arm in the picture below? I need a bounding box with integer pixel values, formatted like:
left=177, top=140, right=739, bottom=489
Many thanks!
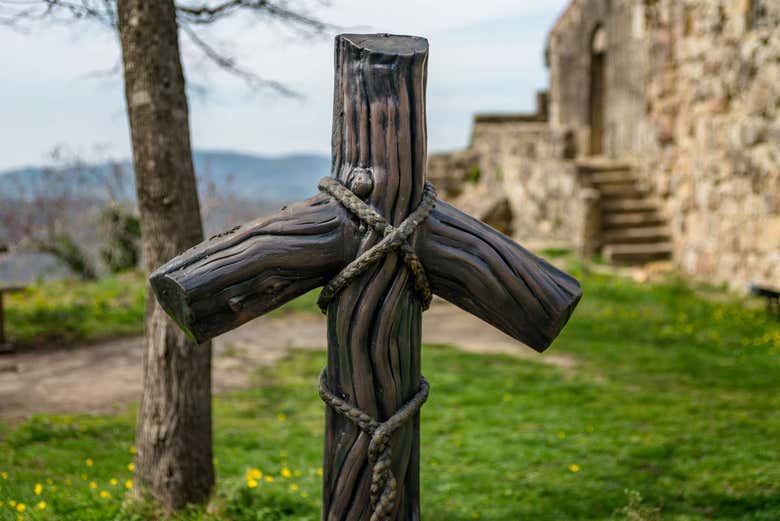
left=150, top=194, right=358, bottom=344
left=417, top=201, right=582, bottom=352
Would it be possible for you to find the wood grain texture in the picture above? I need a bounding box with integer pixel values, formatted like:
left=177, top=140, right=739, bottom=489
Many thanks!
left=418, top=201, right=582, bottom=352
left=321, top=33, right=429, bottom=521
left=150, top=195, right=357, bottom=344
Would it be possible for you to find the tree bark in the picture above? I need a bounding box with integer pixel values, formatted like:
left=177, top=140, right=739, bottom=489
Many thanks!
left=322, top=34, right=429, bottom=521
left=117, top=0, right=214, bottom=510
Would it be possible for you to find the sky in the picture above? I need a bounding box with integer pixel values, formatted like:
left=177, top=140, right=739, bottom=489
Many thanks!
left=0, top=1, right=569, bottom=171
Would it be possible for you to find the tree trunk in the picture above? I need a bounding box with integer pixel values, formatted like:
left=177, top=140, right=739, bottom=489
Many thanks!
left=117, top=0, right=214, bottom=510
left=322, top=34, right=428, bottom=521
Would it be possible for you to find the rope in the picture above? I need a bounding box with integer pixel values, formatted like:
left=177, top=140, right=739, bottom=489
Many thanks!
left=317, top=176, right=437, bottom=312
left=319, top=369, right=430, bottom=521
left=316, top=174, right=436, bottom=519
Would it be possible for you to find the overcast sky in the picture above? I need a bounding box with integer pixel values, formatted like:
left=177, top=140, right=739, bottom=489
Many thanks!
left=0, top=1, right=569, bottom=171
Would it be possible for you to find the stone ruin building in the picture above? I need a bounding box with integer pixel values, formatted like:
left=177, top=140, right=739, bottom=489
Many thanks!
left=430, top=0, right=780, bottom=290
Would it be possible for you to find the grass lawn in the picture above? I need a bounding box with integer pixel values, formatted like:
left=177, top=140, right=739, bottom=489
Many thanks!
left=1, top=265, right=779, bottom=520
left=3, top=271, right=319, bottom=346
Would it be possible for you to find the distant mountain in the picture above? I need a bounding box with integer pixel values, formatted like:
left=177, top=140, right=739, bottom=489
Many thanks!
left=0, top=150, right=331, bottom=205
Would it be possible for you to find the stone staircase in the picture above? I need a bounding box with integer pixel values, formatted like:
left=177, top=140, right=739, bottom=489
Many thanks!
left=578, top=160, right=672, bottom=265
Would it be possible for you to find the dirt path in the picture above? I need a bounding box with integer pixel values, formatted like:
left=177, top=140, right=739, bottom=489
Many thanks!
left=0, top=300, right=577, bottom=421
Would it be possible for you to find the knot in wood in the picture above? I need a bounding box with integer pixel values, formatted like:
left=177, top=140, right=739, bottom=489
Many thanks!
left=317, top=176, right=436, bottom=313
left=318, top=368, right=430, bottom=521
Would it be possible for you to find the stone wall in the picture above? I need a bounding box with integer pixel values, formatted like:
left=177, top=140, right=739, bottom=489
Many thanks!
left=429, top=103, right=584, bottom=250
left=639, top=0, right=780, bottom=288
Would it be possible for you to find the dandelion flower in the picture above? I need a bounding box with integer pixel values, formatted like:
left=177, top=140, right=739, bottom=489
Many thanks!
left=289, top=483, right=299, bottom=492
left=300, top=491, right=308, bottom=499
left=129, top=446, right=137, bottom=455
left=281, top=468, right=292, bottom=478
left=277, top=413, right=286, bottom=421
left=100, top=490, right=111, bottom=499
left=247, top=479, right=258, bottom=489
left=89, top=481, right=98, bottom=489
left=15, top=503, right=26, bottom=512
left=85, top=458, right=94, bottom=467
left=9, top=500, right=16, bottom=507
left=1, top=472, right=8, bottom=480
left=568, top=464, right=581, bottom=473
left=37, top=501, right=46, bottom=510
left=125, top=480, right=133, bottom=490
left=127, top=463, right=135, bottom=472
left=316, top=468, right=323, bottom=477
left=110, top=478, right=118, bottom=486
left=34, top=483, right=43, bottom=495
left=265, top=476, right=274, bottom=483
left=245, top=468, right=262, bottom=481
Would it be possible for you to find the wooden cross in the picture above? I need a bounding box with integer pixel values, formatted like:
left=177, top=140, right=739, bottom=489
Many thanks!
left=151, top=34, right=582, bottom=521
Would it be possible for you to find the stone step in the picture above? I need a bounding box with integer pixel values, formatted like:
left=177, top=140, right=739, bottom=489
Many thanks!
left=602, top=199, right=660, bottom=213
left=598, top=184, right=651, bottom=198
left=587, top=171, right=641, bottom=185
left=576, top=158, right=632, bottom=173
left=603, top=211, right=666, bottom=228
left=603, top=243, right=673, bottom=265
left=602, top=226, right=671, bottom=244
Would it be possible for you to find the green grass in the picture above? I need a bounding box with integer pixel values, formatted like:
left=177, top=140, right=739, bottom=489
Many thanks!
left=4, top=273, right=320, bottom=346
left=4, top=272, right=146, bottom=345
left=1, top=268, right=779, bottom=520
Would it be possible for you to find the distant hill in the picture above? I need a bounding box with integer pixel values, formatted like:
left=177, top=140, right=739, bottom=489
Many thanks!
left=0, top=150, right=331, bottom=205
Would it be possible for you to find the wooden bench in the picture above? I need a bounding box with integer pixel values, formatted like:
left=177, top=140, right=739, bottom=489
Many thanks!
left=750, top=284, right=780, bottom=319
left=0, top=244, right=27, bottom=351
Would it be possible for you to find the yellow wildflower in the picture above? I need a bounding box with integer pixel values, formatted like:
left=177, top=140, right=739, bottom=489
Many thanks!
left=247, top=479, right=258, bottom=489
left=9, top=500, right=16, bottom=507
left=1, top=472, right=7, bottom=479
left=89, top=481, right=98, bottom=489
left=277, top=413, right=287, bottom=421
left=568, top=464, right=581, bottom=473
left=300, top=491, right=309, bottom=499
left=289, top=483, right=299, bottom=492
left=316, top=467, right=323, bottom=477
left=127, top=463, right=135, bottom=472
left=85, top=458, right=94, bottom=467
left=129, top=446, right=137, bottom=455
left=281, top=467, right=292, bottom=478
left=265, top=476, right=274, bottom=483
left=16, top=503, right=26, bottom=512
left=34, top=483, right=43, bottom=495
left=125, top=480, right=134, bottom=490
left=37, top=501, right=47, bottom=510
left=100, top=490, right=111, bottom=499
left=110, top=478, right=118, bottom=486
left=245, top=468, right=262, bottom=481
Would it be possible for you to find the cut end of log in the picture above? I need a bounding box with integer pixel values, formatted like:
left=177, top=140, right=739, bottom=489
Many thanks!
left=149, top=270, right=201, bottom=344
left=338, top=33, right=428, bottom=56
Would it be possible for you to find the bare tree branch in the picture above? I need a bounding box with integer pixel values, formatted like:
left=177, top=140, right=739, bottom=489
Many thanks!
left=180, top=23, right=301, bottom=97
left=0, top=0, right=335, bottom=94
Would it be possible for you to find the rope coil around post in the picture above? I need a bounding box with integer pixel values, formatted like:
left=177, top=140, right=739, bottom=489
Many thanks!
left=316, top=175, right=436, bottom=521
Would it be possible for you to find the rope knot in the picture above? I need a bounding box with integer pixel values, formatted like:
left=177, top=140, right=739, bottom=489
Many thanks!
left=317, top=176, right=437, bottom=312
